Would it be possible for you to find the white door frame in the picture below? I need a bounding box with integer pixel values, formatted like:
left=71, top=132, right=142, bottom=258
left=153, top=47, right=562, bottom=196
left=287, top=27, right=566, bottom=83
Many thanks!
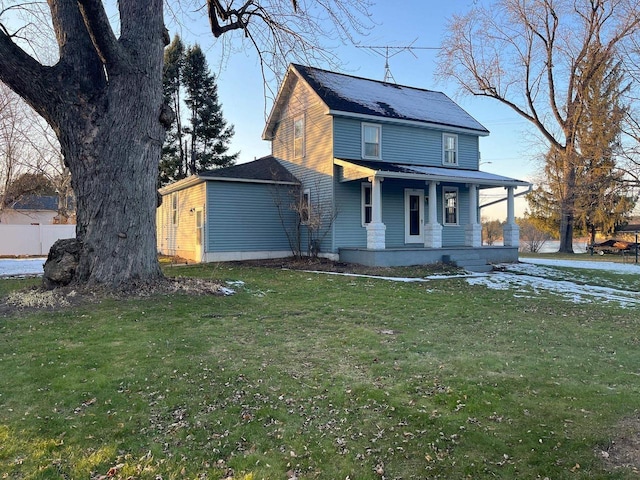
left=404, top=188, right=424, bottom=243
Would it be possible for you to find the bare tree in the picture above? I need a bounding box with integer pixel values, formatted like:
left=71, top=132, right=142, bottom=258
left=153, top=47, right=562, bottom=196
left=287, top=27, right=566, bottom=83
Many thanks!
left=0, top=0, right=372, bottom=287
left=438, top=0, right=640, bottom=253
left=0, top=82, right=29, bottom=212
left=481, top=217, right=503, bottom=246
left=517, top=217, right=553, bottom=253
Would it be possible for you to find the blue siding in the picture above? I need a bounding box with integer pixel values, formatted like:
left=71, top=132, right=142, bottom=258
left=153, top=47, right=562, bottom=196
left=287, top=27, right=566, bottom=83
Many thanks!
left=207, top=181, right=296, bottom=252
left=333, top=117, right=480, bottom=169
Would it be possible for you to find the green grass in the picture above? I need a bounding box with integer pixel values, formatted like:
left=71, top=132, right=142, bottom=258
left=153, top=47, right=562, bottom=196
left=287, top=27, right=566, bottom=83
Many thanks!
left=1, top=263, right=639, bottom=479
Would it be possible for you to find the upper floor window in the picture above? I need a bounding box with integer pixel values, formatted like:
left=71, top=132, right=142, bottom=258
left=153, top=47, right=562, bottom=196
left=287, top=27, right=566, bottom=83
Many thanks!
left=362, top=123, right=381, bottom=159
left=443, top=133, right=458, bottom=165
left=294, top=116, right=305, bottom=158
left=443, top=188, right=458, bottom=225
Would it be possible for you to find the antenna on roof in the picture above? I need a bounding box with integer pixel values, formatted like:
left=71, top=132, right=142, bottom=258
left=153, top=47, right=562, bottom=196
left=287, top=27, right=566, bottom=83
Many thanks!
left=356, top=39, right=439, bottom=83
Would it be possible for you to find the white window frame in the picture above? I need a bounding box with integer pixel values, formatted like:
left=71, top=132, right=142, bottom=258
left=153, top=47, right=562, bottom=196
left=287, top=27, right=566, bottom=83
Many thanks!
left=171, top=192, right=179, bottom=226
left=361, top=182, right=373, bottom=226
left=362, top=123, right=382, bottom=160
left=443, top=133, right=458, bottom=166
left=293, top=115, right=305, bottom=158
left=443, top=187, right=459, bottom=225
left=300, top=188, right=311, bottom=225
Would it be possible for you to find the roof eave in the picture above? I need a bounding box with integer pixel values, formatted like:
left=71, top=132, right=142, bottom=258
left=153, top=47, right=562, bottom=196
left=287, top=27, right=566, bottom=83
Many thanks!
left=328, top=109, right=490, bottom=136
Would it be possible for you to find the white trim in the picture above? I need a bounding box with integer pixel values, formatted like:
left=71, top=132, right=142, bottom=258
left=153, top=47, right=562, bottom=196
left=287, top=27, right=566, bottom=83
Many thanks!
left=442, top=133, right=458, bottom=166
left=404, top=188, right=424, bottom=243
left=443, top=187, right=459, bottom=226
left=361, top=123, right=382, bottom=160
left=331, top=110, right=490, bottom=136
left=361, top=182, right=372, bottom=226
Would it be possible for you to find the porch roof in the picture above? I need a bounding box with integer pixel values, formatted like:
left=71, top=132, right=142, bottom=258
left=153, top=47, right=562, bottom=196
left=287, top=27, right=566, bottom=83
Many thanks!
left=335, top=159, right=530, bottom=188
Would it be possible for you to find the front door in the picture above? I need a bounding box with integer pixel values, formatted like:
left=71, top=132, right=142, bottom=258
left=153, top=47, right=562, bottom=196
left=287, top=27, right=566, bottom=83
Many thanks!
left=195, top=208, right=204, bottom=262
left=404, top=189, right=424, bottom=243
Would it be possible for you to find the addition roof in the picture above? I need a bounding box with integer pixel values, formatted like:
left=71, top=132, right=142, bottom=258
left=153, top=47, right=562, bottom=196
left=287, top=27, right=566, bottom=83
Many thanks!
left=11, top=195, right=58, bottom=211
left=159, top=156, right=300, bottom=195
left=264, top=64, right=489, bottom=139
left=335, top=159, right=530, bottom=188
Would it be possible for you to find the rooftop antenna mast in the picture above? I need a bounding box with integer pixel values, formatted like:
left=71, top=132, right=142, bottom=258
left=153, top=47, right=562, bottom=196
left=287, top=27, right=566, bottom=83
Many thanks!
left=356, top=39, right=439, bottom=83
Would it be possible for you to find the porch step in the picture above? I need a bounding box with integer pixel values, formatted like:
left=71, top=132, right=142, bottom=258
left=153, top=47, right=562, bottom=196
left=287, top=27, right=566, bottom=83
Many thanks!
left=446, top=253, right=494, bottom=273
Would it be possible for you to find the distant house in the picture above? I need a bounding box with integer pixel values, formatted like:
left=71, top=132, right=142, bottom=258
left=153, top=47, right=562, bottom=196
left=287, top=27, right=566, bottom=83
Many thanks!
left=0, top=195, right=59, bottom=225
left=157, top=64, right=530, bottom=270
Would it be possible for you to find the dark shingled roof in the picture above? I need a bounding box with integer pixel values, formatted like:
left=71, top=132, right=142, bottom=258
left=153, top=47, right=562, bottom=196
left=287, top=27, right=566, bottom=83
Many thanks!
left=198, top=156, right=300, bottom=184
left=12, top=195, right=58, bottom=211
left=291, top=64, right=489, bottom=134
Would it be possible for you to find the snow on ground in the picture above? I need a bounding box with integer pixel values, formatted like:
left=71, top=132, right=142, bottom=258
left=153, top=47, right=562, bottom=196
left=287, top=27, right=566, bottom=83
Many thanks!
left=0, top=258, right=46, bottom=277
left=466, top=258, right=640, bottom=308
left=521, top=257, right=640, bottom=274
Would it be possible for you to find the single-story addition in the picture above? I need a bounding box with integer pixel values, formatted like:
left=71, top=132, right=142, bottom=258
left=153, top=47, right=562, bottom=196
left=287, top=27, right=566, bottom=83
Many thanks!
left=157, top=64, right=531, bottom=271
left=156, top=156, right=301, bottom=263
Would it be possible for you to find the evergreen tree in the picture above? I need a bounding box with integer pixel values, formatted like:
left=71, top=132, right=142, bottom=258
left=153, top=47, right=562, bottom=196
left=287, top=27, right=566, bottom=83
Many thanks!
left=160, top=35, right=186, bottom=185
left=183, top=45, right=237, bottom=175
left=159, top=40, right=237, bottom=186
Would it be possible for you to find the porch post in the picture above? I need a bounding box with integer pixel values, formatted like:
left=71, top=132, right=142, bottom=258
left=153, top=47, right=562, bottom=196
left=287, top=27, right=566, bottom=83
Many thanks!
left=503, top=186, right=520, bottom=246
left=424, top=180, right=442, bottom=248
left=465, top=183, right=482, bottom=247
left=366, top=175, right=386, bottom=249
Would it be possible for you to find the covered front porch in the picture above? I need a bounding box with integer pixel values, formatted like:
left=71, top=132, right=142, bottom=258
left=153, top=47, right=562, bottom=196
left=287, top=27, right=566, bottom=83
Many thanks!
left=334, top=159, right=531, bottom=270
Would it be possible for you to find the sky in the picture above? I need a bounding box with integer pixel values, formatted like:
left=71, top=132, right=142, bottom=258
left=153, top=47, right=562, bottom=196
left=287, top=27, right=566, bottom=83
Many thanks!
left=163, top=1, right=539, bottom=220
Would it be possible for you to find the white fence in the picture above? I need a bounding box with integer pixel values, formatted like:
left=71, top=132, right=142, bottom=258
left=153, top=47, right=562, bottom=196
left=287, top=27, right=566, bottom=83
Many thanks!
left=0, top=224, right=75, bottom=256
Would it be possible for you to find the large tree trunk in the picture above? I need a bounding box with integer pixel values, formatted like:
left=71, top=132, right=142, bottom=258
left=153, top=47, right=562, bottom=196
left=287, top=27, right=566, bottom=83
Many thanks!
left=0, top=0, right=167, bottom=287
left=63, top=72, right=164, bottom=286
left=558, top=157, right=576, bottom=254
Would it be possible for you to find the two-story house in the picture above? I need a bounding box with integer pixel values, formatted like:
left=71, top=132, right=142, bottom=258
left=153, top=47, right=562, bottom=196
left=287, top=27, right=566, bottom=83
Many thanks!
left=157, top=64, right=529, bottom=270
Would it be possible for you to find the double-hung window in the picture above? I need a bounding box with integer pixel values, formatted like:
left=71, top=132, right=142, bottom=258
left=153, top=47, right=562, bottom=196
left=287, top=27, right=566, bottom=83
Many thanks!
left=362, top=123, right=381, bottom=159
left=443, top=188, right=458, bottom=225
left=171, top=193, right=179, bottom=226
left=361, top=183, right=372, bottom=226
left=443, top=133, right=458, bottom=165
left=300, top=188, right=311, bottom=224
left=294, top=116, right=305, bottom=158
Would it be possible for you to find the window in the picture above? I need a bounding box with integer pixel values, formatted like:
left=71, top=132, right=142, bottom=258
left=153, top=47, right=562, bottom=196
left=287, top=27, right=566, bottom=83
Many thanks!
left=361, top=183, right=372, bottom=225
left=443, top=133, right=458, bottom=165
left=443, top=188, right=458, bottom=225
left=171, top=193, right=178, bottom=226
left=300, top=188, right=311, bottom=224
left=362, top=123, right=381, bottom=159
left=294, top=116, right=305, bottom=158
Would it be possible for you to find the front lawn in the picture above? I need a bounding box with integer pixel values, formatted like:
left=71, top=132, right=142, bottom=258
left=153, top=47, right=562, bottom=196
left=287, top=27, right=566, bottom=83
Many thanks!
left=1, top=262, right=639, bottom=479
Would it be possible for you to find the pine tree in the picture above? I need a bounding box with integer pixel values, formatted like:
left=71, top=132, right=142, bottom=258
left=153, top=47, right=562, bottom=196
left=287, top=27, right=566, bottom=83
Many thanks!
left=160, top=35, right=186, bottom=185
left=183, top=45, right=237, bottom=175
left=572, top=51, right=635, bottom=244
left=159, top=41, right=238, bottom=186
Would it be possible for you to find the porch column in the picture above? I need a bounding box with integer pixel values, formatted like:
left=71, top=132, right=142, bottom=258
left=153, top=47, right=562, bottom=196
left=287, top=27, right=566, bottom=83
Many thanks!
left=424, top=180, right=442, bottom=248
left=503, top=186, right=520, bottom=246
left=366, top=176, right=386, bottom=249
left=465, top=183, right=482, bottom=247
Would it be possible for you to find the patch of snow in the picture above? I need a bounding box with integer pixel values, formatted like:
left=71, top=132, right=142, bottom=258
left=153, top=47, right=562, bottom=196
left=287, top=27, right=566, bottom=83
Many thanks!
left=218, top=287, right=236, bottom=296
left=0, top=258, right=46, bottom=277
left=520, top=257, right=640, bottom=274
